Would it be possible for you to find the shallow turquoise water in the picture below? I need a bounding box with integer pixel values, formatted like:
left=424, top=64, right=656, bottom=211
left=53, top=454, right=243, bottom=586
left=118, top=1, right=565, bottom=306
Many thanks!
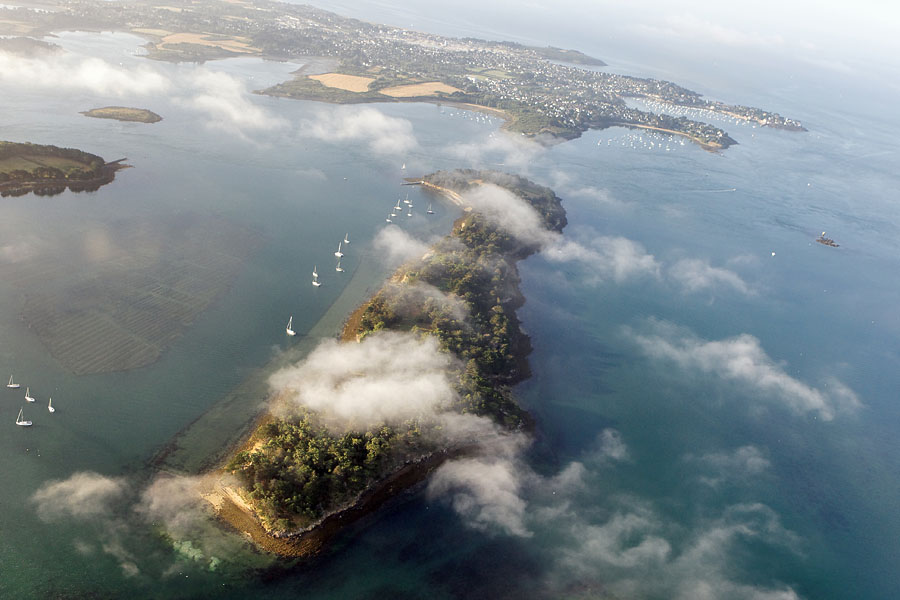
left=1, top=27, right=899, bottom=599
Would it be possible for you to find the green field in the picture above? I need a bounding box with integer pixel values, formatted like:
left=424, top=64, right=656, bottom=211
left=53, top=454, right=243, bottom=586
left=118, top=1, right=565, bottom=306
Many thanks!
left=0, top=155, right=88, bottom=174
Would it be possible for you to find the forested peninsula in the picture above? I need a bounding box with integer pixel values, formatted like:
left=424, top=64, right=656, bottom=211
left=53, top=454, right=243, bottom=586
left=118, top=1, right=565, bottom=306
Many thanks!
left=0, top=141, right=126, bottom=197
left=217, top=170, right=566, bottom=555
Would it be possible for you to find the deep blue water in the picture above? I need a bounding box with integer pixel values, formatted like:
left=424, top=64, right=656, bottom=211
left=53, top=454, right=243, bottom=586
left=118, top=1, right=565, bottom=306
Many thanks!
left=1, top=7, right=899, bottom=598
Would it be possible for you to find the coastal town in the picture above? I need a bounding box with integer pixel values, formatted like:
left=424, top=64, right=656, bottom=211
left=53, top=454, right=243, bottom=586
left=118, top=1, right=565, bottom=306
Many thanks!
left=4, top=0, right=805, bottom=147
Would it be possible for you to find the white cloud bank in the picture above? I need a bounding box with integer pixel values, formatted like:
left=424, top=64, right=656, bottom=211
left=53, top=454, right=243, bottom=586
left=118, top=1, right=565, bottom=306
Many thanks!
left=668, top=258, right=753, bottom=295
left=0, top=51, right=171, bottom=96
left=182, top=70, right=287, bottom=135
left=33, top=471, right=128, bottom=521
left=628, top=320, right=860, bottom=420
left=269, top=331, right=497, bottom=445
left=459, top=183, right=751, bottom=295
left=302, top=106, right=418, bottom=155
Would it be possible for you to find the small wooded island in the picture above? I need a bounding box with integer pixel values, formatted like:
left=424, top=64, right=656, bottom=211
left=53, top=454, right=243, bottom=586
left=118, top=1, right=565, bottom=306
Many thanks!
left=81, top=106, right=162, bottom=123
left=0, top=140, right=127, bottom=197
left=217, top=170, right=566, bottom=555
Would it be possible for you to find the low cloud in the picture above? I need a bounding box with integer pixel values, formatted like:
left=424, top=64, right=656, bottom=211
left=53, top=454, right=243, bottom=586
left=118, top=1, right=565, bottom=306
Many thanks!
left=627, top=320, right=861, bottom=420
left=428, top=431, right=801, bottom=599
left=545, top=235, right=662, bottom=284
left=669, top=258, right=753, bottom=295
left=0, top=50, right=171, bottom=96
left=687, top=445, right=771, bottom=488
left=269, top=331, right=462, bottom=431
left=462, top=183, right=553, bottom=244
left=302, top=106, right=418, bottom=155
left=373, top=225, right=431, bottom=265
left=32, top=471, right=231, bottom=579
left=447, top=131, right=546, bottom=171
left=33, top=471, right=128, bottom=521
left=182, top=70, right=287, bottom=136
left=560, top=500, right=801, bottom=600
left=428, top=451, right=532, bottom=537
left=594, top=428, right=629, bottom=462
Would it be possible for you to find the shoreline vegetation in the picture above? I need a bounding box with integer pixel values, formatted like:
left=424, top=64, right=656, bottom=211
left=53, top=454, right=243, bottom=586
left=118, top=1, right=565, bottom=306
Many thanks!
left=8, top=0, right=804, bottom=150
left=0, top=140, right=128, bottom=197
left=206, top=170, right=566, bottom=556
left=81, top=106, right=162, bottom=123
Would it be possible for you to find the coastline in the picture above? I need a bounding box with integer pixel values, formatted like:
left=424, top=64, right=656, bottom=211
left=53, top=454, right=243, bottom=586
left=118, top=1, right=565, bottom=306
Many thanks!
left=611, top=122, right=729, bottom=151
left=203, top=170, right=563, bottom=557
left=0, top=158, right=130, bottom=196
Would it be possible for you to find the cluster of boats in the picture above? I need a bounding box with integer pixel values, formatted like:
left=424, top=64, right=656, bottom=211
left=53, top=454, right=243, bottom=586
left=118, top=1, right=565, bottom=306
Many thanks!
left=7, top=375, right=54, bottom=427
left=285, top=232, right=352, bottom=337
left=385, top=192, right=433, bottom=223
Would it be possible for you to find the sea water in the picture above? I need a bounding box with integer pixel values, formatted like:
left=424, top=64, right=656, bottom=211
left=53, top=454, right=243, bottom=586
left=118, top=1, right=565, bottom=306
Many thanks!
left=1, top=19, right=899, bottom=599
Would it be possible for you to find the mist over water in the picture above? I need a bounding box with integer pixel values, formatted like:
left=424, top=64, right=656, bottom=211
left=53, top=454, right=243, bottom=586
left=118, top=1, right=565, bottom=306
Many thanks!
left=1, top=9, right=899, bottom=599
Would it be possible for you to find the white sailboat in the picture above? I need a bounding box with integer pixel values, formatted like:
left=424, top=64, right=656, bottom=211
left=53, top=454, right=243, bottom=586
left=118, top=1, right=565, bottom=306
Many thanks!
left=286, top=316, right=296, bottom=336
left=403, top=192, right=410, bottom=205
left=386, top=216, right=393, bottom=223
left=334, top=241, right=344, bottom=258
left=25, top=387, right=35, bottom=402
left=406, top=208, right=412, bottom=217
left=401, top=163, right=406, bottom=170
left=427, top=202, right=434, bottom=214
left=7, top=375, right=20, bottom=389
left=335, top=258, right=344, bottom=273
left=312, top=265, right=322, bottom=287
left=343, top=232, right=350, bottom=245
left=48, top=397, right=55, bottom=413
left=15, top=407, right=32, bottom=426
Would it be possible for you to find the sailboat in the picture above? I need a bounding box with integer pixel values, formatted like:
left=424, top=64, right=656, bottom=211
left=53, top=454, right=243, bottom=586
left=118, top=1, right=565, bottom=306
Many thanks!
left=334, top=241, right=344, bottom=258
left=7, top=375, right=20, bottom=389
left=385, top=216, right=393, bottom=223
left=48, top=397, right=55, bottom=413
left=25, top=387, right=35, bottom=402
left=427, top=201, right=434, bottom=214
left=406, top=207, right=412, bottom=217
left=343, top=233, right=350, bottom=245
left=312, top=266, right=322, bottom=287
left=335, top=258, right=344, bottom=273
left=286, top=316, right=296, bottom=336
left=403, top=192, right=410, bottom=205
left=401, top=163, right=406, bottom=170
left=15, top=407, right=32, bottom=426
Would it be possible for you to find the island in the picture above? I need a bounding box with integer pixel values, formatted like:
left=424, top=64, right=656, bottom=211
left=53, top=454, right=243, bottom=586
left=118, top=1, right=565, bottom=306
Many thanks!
left=209, top=170, right=566, bottom=555
left=7, top=0, right=805, bottom=149
left=81, top=106, right=162, bottom=123
left=0, top=140, right=128, bottom=197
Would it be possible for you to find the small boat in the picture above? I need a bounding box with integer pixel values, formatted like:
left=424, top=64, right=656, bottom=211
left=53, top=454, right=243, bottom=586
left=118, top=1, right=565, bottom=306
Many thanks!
left=401, top=163, right=406, bottom=170
left=15, top=407, right=32, bottom=427
left=286, top=315, right=296, bottom=336
left=427, top=202, right=434, bottom=214
left=25, top=387, right=35, bottom=403
left=48, top=397, right=55, bottom=413
left=312, top=266, right=322, bottom=287
left=7, top=375, right=20, bottom=389
left=334, top=241, right=344, bottom=258
left=386, top=216, right=393, bottom=223
left=403, top=192, right=410, bottom=205
left=335, top=258, right=344, bottom=272
left=343, top=232, right=350, bottom=245
left=406, top=210, right=412, bottom=217
left=816, top=231, right=840, bottom=247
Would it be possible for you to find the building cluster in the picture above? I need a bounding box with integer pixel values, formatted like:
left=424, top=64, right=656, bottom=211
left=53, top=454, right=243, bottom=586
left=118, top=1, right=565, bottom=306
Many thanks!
left=42, top=0, right=803, bottom=141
